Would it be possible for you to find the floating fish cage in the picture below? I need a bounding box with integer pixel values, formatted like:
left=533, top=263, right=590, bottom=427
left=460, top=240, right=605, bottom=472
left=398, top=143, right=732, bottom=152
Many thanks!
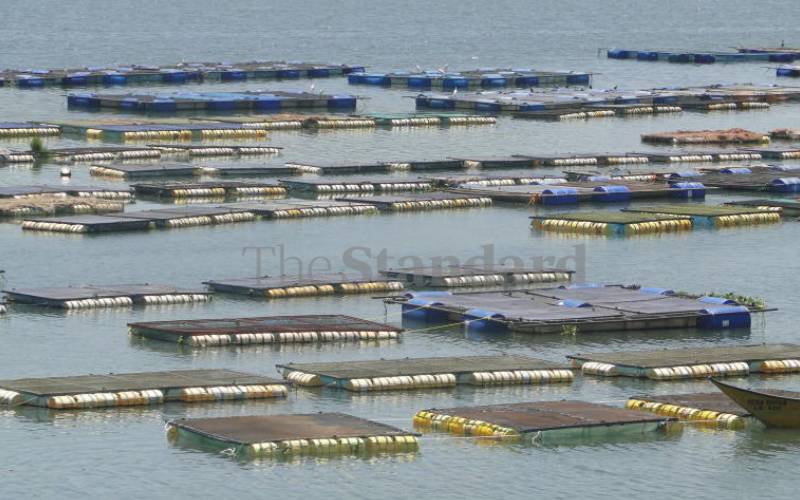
left=167, top=413, right=418, bottom=459
left=769, top=128, right=800, bottom=139
left=692, top=171, right=800, bottom=193
left=449, top=156, right=535, bottom=169
left=0, top=61, right=363, bottom=89
left=427, top=173, right=566, bottom=188
left=349, top=68, right=591, bottom=90
left=726, top=199, right=800, bottom=217
left=742, top=147, right=800, bottom=160
left=150, top=144, right=282, bottom=157
left=531, top=211, right=693, bottom=236
left=336, top=192, right=492, bottom=211
left=216, top=199, right=379, bottom=219
left=0, top=185, right=133, bottom=200
left=277, top=355, right=574, bottom=391
left=569, top=343, right=800, bottom=380
left=607, top=48, right=800, bottom=64
left=636, top=149, right=762, bottom=163
left=413, top=401, right=674, bottom=445
left=279, top=178, right=432, bottom=193
left=129, top=314, right=401, bottom=346
left=88, top=162, right=293, bottom=179
left=0, top=196, right=124, bottom=218
left=21, top=205, right=259, bottom=233
left=0, top=122, right=60, bottom=137
left=585, top=103, right=684, bottom=115
left=392, top=284, right=758, bottom=334
left=626, top=393, right=751, bottom=429
left=59, top=122, right=277, bottom=141
left=131, top=182, right=286, bottom=199
left=49, top=146, right=162, bottom=163
left=641, top=129, right=769, bottom=145
left=3, top=284, right=212, bottom=309
left=563, top=170, right=670, bottom=182
left=0, top=150, right=35, bottom=163
left=285, top=161, right=392, bottom=174
left=451, top=181, right=703, bottom=205
left=0, top=369, right=286, bottom=409
left=363, top=113, right=495, bottom=127
left=380, top=264, right=573, bottom=288
left=205, top=274, right=403, bottom=299
left=67, top=90, right=357, bottom=113
left=624, top=204, right=781, bottom=227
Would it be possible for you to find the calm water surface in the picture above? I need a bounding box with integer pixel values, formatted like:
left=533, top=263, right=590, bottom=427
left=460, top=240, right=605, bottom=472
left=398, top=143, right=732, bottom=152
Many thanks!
left=1, top=1, right=800, bottom=498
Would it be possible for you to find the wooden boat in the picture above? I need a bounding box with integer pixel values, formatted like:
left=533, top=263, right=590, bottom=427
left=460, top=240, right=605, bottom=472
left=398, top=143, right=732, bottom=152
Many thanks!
left=711, top=377, right=800, bottom=428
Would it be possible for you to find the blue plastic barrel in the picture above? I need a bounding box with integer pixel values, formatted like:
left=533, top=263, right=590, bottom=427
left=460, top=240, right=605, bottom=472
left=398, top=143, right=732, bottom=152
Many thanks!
left=607, top=49, right=632, bottom=59
left=361, top=73, right=391, bottom=86
left=343, top=66, right=366, bottom=74
left=66, top=92, right=99, bottom=108
left=327, top=95, right=357, bottom=109
left=206, top=97, right=237, bottom=111
left=406, top=76, right=432, bottom=89
left=277, top=69, right=301, bottom=79
left=770, top=177, right=800, bottom=193
left=253, top=95, right=283, bottom=111
left=641, top=287, right=674, bottom=295
left=592, top=185, right=631, bottom=202
left=519, top=103, right=545, bottom=112
left=481, top=74, right=507, bottom=87
left=160, top=69, right=188, bottom=83
left=463, top=308, right=507, bottom=332
left=636, top=51, right=659, bottom=61
left=16, top=75, right=45, bottom=88
left=62, top=72, right=90, bottom=86
left=557, top=299, right=591, bottom=308
left=424, top=98, right=455, bottom=110
left=308, top=68, right=331, bottom=78
left=145, top=98, right=177, bottom=112
left=668, top=53, right=693, bottom=63
left=102, top=71, right=128, bottom=85
left=693, top=54, right=717, bottom=64
left=587, top=175, right=610, bottom=182
left=670, top=182, right=706, bottom=199
left=769, top=53, right=797, bottom=63
left=220, top=69, right=247, bottom=81
left=668, top=171, right=701, bottom=179
left=720, top=167, right=752, bottom=174
left=474, top=101, right=501, bottom=112
left=567, top=73, right=591, bottom=85
left=541, top=187, right=579, bottom=205
left=699, top=296, right=737, bottom=305
left=442, top=77, right=469, bottom=90
left=696, top=305, right=751, bottom=329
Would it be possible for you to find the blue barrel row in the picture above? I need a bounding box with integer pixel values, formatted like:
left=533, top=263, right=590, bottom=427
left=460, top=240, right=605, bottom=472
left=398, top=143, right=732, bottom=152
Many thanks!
left=349, top=70, right=590, bottom=90
left=777, top=66, right=800, bottom=77
left=537, top=184, right=706, bottom=205
left=608, top=48, right=799, bottom=64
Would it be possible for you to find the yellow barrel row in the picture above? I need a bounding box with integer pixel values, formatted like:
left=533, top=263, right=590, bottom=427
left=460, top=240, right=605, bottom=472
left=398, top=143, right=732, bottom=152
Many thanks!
left=441, top=274, right=505, bottom=287
left=558, top=112, right=588, bottom=120
left=413, top=410, right=519, bottom=439
left=0, top=127, right=60, bottom=136
left=646, top=362, right=750, bottom=380
left=285, top=163, right=321, bottom=173
left=756, top=359, right=800, bottom=373
left=377, top=182, right=431, bottom=191
left=242, top=121, right=302, bottom=130
left=509, top=272, right=572, bottom=283
left=63, top=297, right=134, bottom=309
left=626, top=399, right=745, bottom=429
left=312, top=119, right=376, bottom=129
left=120, top=150, right=162, bottom=159
left=580, top=361, right=619, bottom=376
left=313, top=183, right=375, bottom=192
left=186, top=147, right=236, bottom=156
left=615, top=174, right=658, bottom=181
left=779, top=151, right=800, bottom=159
left=21, top=221, right=89, bottom=233
left=211, top=212, right=256, bottom=224
left=171, top=188, right=227, bottom=198
left=1, top=154, right=35, bottom=163
left=271, top=205, right=378, bottom=218
left=465, top=369, right=574, bottom=385
left=550, top=157, right=598, bottom=166
left=242, top=435, right=418, bottom=457
left=621, top=106, right=654, bottom=114
left=188, top=329, right=401, bottom=346
left=606, top=156, right=650, bottom=164
left=199, top=129, right=268, bottom=138
left=0, top=389, right=22, bottom=405
left=47, top=389, right=163, bottom=409
left=717, top=153, right=761, bottom=161
left=285, top=370, right=323, bottom=386
left=713, top=212, right=780, bottom=227
left=707, top=103, right=738, bottom=111
left=75, top=190, right=133, bottom=200
left=141, top=294, right=211, bottom=305
left=344, top=373, right=457, bottom=392
left=388, top=197, right=492, bottom=211
left=70, top=153, right=117, bottom=162
left=627, top=219, right=692, bottom=234
left=534, top=219, right=609, bottom=235
left=163, top=215, right=214, bottom=227
left=666, top=155, right=714, bottom=162
left=338, top=281, right=404, bottom=293
left=462, top=179, right=516, bottom=187
left=235, top=147, right=281, bottom=155
left=233, top=186, right=286, bottom=195
left=389, top=117, right=441, bottom=126
left=121, top=130, right=194, bottom=140
left=179, top=384, right=286, bottom=402
left=264, top=284, right=334, bottom=298
left=655, top=106, right=683, bottom=113
left=739, top=102, right=770, bottom=109
left=445, top=116, right=496, bottom=125
left=89, top=166, right=126, bottom=177
left=386, top=162, right=412, bottom=170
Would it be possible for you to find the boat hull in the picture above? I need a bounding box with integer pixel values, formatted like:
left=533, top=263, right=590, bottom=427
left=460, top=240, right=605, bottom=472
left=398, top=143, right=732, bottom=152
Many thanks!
left=711, top=378, right=800, bottom=428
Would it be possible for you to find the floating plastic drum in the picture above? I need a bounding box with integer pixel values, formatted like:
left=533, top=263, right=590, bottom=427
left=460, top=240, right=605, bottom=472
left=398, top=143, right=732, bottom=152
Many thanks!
left=406, top=76, right=432, bottom=89
left=558, top=299, right=591, bottom=308
left=541, top=187, right=578, bottom=205
left=670, top=182, right=706, bottom=199
left=777, top=67, right=800, bottom=77
left=481, top=75, right=507, bottom=88
left=309, top=68, right=331, bottom=78
left=160, top=69, right=188, bottom=83
left=641, top=287, right=674, bottom=295
left=607, top=49, right=633, bottom=59
left=474, top=102, right=501, bottom=112
left=693, top=54, right=716, bottom=64
left=720, top=167, right=752, bottom=174
left=119, top=97, right=139, bottom=110
left=770, top=177, right=800, bottom=193
left=592, top=185, right=631, bottom=202
left=102, top=71, right=128, bottom=85
left=327, top=95, right=356, bottom=109
left=221, top=70, right=247, bottom=81
left=347, top=73, right=365, bottom=84
left=62, top=72, right=90, bottom=86
left=16, top=75, right=45, bottom=87
left=277, top=69, right=301, bottom=79
left=770, top=53, right=797, bottom=63
left=442, top=77, right=469, bottom=90
left=653, top=95, right=678, bottom=105
left=669, top=172, right=701, bottom=179
left=254, top=95, right=283, bottom=111
left=520, top=103, right=545, bottom=112
left=514, top=75, right=540, bottom=86
left=67, top=92, right=100, bottom=107
left=567, top=74, right=590, bottom=85
left=696, top=306, right=751, bottom=329
left=463, top=308, right=506, bottom=332
left=636, top=51, right=659, bottom=61
left=207, top=98, right=237, bottom=111
left=145, top=98, right=177, bottom=112
left=668, top=53, right=693, bottom=63
left=699, top=296, right=737, bottom=305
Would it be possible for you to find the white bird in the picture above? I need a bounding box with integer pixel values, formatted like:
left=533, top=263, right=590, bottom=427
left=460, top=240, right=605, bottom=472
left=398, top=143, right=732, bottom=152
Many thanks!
left=309, top=83, right=316, bottom=93
left=415, top=64, right=422, bottom=72
left=452, top=87, right=458, bottom=95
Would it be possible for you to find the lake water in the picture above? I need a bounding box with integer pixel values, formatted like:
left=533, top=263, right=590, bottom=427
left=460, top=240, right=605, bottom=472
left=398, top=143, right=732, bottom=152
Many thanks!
left=1, top=1, right=800, bottom=498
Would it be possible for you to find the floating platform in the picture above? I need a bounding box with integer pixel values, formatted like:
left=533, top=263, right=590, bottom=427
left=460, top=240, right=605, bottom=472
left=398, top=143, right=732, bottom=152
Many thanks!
left=741, top=147, right=800, bottom=160
left=131, top=181, right=286, bottom=199
left=569, top=344, right=800, bottom=380
left=624, top=204, right=781, bottom=227
left=205, top=274, right=403, bottom=299
left=519, top=153, right=650, bottom=166
left=607, top=48, right=800, bottom=63
left=336, top=192, right=492, bottom=211
left=449, top=156, right=535, bottom=169
left=3, top=284, right=212, bottom=309
left=380, top=264, right=573, bottom=287
left=0, top=369, right=286, bottom=409
left=279, top=178, right=432, bottom=193
left=413, top=401, right=674, bottom=444
left=48, top=146, right=163, bottom=163
left=563, top=170, right=672, bottom=183
left=634, top=150, right=763, bottom=163
left=21, top=205, right=257, bottom=233
left=67, top=90, right=357, bottom=112
left=393, top=285, right=756, bottom=334
left=641, top=128, right=769, bottom=145
left=59, top=122, right=283, bottom=141
left=150, top=144, right=282, bottom=156
left=769, top=128, right=800, bottom=140
left=0, top=196, right=124, bottom=218
left=427, top=173, right=566, bottom=188
left=726, top=199, right=800, bottom=216
left=0, top=185, right=133, bottom=200
left=361, top=112, right=495, bottom=127
left=277, top=355, right=574, bottom=391
left=531, top=211, right=693, bottom=236
left=167, top=413, right=418, bottom=458
left=129, top=314, right=401, bottom=346
left=0, top=122, right=60, bottom=137
left=450, top=181, right=704, bottom=205
left=218, top=199, right=378, bottom=218
left=690, top=170, right=800, bottom=193
left=89, top=162, right=294, bottom=179
left=348, top=68, right=591, bottom=89
left=0, top=60, right=363, bottom=89
left=626, top=393, right=751, bottom=429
